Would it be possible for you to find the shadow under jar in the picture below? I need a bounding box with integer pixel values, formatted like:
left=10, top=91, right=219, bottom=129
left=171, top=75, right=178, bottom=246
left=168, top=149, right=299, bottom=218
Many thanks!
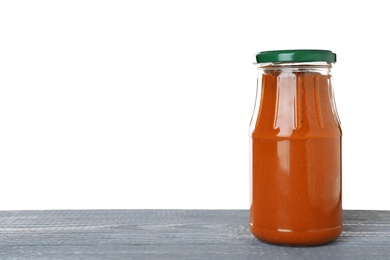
left=249, top=50, right=342, bottom=246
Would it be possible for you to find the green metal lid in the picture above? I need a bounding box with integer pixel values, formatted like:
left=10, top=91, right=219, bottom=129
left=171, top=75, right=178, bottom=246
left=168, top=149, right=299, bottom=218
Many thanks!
left=254, top=49, right=336, bottom=64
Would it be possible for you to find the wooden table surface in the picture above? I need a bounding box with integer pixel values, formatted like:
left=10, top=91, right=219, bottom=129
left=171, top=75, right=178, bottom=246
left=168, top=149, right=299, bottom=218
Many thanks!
left=0, top=210, right=389, bottom=259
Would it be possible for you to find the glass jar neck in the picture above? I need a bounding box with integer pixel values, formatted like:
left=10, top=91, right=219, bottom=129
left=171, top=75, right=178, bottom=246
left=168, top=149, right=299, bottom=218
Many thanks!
left=257, top=62, right=333, bottom=75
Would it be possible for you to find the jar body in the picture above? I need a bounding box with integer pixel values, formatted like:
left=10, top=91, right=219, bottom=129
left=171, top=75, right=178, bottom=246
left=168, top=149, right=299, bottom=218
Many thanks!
left=249, top=62, right=342, bottom=246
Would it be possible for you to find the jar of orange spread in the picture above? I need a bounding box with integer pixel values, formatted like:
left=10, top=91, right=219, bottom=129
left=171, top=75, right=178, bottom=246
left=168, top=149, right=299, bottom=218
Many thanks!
left=249, top=50, right=342, bottom=246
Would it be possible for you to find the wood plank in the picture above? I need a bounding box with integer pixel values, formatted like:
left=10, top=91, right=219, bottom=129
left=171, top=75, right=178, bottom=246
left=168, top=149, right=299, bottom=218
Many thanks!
left=0, top=210, right=389, bottom=259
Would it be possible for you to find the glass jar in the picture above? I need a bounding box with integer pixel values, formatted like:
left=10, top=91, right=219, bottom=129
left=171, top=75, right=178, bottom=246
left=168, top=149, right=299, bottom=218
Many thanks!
left=249, top=50, right=342, bottom=246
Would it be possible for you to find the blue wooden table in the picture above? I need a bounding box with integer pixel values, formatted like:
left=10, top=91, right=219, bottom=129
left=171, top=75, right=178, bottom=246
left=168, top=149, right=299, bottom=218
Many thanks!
left=0, top=210, right=389, bottom=259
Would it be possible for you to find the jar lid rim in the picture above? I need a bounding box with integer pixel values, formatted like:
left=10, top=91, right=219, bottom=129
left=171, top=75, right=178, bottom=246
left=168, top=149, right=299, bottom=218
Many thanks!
left=254, top=49, right=336, bottom=64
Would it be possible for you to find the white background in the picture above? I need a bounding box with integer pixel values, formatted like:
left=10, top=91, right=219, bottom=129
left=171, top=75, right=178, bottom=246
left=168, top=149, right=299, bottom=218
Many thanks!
left=1, top=1, right=389, bottom=210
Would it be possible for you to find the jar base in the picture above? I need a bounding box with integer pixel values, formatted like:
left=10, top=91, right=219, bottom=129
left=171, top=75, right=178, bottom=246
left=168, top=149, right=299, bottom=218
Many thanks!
left=250, top=225, right=342, bottom=246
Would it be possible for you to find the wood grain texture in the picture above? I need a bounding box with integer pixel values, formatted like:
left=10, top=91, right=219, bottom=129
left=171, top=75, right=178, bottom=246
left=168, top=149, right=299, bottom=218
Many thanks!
left=0, top=210, right=389, bottom=259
